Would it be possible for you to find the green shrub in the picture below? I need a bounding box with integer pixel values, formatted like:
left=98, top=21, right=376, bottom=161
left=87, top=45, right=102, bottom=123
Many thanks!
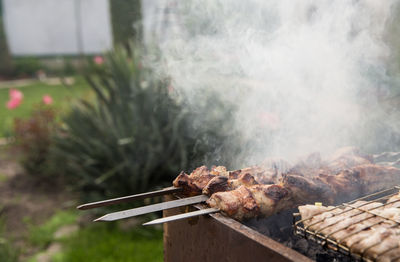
left=13, top=57, right=44, bottom=77
left=14, top=105, right=57, bottom=177
left=51, top=46, right=197, bottom=201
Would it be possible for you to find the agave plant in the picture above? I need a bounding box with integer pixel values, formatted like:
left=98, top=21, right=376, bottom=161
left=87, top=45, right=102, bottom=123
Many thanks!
left=51, top=46, right=196, bottom=200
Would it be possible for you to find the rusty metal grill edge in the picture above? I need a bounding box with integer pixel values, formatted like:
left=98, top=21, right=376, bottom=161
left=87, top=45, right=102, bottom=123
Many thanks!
left=163, top=194, right=312, bottom=262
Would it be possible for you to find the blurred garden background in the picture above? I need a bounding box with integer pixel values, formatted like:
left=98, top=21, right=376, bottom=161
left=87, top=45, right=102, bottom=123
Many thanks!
left=0, top=0, right=216, bottom=261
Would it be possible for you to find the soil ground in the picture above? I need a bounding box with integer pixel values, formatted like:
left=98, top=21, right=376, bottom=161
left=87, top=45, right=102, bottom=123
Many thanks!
left=0, top=145, right=77, bottom=260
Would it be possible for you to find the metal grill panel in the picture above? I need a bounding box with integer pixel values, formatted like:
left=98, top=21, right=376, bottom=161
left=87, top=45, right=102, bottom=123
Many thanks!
left=294, top=186, right=400, bottom=261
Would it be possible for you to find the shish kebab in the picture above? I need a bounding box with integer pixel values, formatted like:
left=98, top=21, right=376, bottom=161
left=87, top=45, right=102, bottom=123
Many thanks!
left=92, top=165, right=277, bottom=221
left=143, top=149, right=400, bottom=225
left=77, top=147, right=363, bottom=211
left=77, top=164, right=277, bottom=210
left=78, top=147, right=365, bottom=211
left=79, top=147, right=400, bottom=224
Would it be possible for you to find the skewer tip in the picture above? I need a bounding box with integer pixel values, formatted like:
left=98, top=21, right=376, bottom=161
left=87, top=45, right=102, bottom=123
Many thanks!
left=142, top=221, right=156, bottom=226
left=93, top=216, right=107, bottom=222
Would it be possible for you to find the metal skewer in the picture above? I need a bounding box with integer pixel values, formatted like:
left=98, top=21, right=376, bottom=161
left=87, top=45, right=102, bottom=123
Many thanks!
left=94, top=195, right=209, bottom=222
left=143, top=208, right=220, bottom=226
left=77, top=186, right=182, bottom=210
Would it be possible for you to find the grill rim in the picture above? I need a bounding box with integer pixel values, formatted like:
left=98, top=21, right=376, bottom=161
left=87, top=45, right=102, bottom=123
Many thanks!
left=163, top=193, right=313, bottom=262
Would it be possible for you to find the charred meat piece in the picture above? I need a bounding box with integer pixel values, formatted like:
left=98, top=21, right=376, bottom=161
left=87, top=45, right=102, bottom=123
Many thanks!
left=203, top=172, right=260, bottom=196
left=202, top=176, right=230, bottom=196
left=287, top=147, right=373, bottom=178
left=281, top=174, right=335, bottom=205
left=351, top=164, right=400, bottom=195
left=206, top=185, right=259, bottom=220
left=316, top=169, right=363, bottom=203
left=317, top=164, right=400, bottom=202
left=172, top=166, right=225, bottom=196
left=207, top=184, right=290, bottom=220
left=228, top=166, right=277, bottom=184
left=327, top=146, right=373, bottom=171
left=284, top=164, right=400, bottom=205
left=209, top=165, right=229, bottom=176
left=203, top=164, right=285, bottom=196
left=288, top=152, right=324, bottom=177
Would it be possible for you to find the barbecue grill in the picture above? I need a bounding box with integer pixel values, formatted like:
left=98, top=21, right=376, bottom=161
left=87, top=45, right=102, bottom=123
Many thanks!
left=163, top=194, right=312, bottom=262
left=78, top=149, right=400, bottom=261
left=294, top=186, right=400, bottom=261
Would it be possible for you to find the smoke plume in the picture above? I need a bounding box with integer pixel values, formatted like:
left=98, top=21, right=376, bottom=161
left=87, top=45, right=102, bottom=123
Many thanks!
left=144, top=0, right=400, bottom=167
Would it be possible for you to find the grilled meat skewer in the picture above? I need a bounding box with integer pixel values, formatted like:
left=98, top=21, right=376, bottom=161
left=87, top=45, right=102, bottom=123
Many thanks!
left=139, top=148, right=381, bottom=223
left=93, top=166, right=277, bottom=221
left=93, top=147, right=398, bottom=223
left=80, top=147, right=372, bottom=210
left=207, top=184, right=291, bottom=220
left=207, top=164, right=400, bottom=221
left=79, top=165, right=255, bottom=210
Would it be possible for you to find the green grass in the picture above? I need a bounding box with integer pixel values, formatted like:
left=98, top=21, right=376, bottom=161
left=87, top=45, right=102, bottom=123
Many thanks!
left=26, top=210, right=163, bottom=262
left=0, top=217, right=19, bottom=262
left=28, top=210, right=78, bottom=249
left=0, top=77, right=90, bottom=137
left=53, top=224, right=163, bottom=262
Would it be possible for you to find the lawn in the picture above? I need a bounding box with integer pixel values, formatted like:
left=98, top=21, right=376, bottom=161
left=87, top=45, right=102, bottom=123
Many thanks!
left=53, top=224, right=163, bottom=262
left=0, top=77, right=91, bottom=137
left=25, top=210, right=163, bottom=262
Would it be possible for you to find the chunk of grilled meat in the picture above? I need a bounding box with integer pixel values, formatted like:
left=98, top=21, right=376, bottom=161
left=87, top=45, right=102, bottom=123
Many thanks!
left=281, top=174, right=335, bottom=205
left=173, top=165, right=277, bottom=197
left=207, top=184, right=291, bottom=220
left=202, top=172, right=259, bottom=196
left=206, top=186, right=259, bottom=220
left=283, top=164, right=400, bottom=205
left=351, top=164, right=400, bottom=195
left=172, top=166, right=228, bottom=196
left=228, top=165, right=277, bottom=184
left=203, top=166, right=269, bottom=196
left=326, top=146, right=373, bottom=172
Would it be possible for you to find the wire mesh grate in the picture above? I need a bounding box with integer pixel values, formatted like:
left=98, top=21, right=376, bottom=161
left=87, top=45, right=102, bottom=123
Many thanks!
left=293, top=186, right=400, bottom=261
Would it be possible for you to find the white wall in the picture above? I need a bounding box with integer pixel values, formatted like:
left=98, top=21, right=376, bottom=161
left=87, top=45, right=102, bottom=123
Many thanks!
left=3, top=0, right=113, bottom=56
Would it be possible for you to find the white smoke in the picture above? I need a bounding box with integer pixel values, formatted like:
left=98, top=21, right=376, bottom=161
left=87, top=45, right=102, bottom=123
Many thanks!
left=145, top=0, right=400, bottom=167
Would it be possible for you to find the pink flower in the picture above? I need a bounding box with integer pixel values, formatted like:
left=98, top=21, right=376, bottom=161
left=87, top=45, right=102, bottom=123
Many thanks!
left=6, top=89, right=23, bottom=110
left=6, top=98, right=22, bottom=109
left=93, top=56, right=104, bottom=65
left=42, top=95, right=53, bottom=105
left=10, top=89, right=23, bottom=100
